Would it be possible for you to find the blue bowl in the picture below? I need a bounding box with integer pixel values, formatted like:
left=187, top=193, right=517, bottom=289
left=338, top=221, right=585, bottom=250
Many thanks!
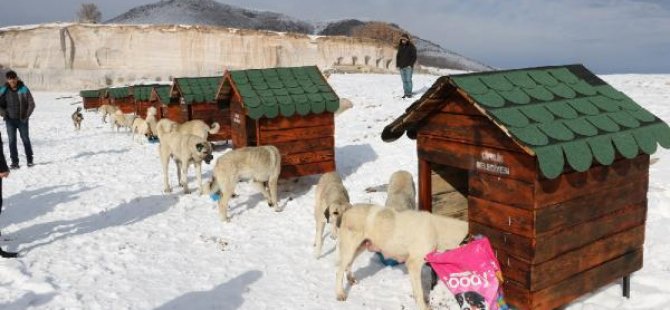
left=210, top=193, right=220, bottom=201
left=375, top=252, right=400, bottom=266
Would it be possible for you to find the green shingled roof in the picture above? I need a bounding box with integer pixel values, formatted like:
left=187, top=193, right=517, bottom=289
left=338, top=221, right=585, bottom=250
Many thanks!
left=133, top=85, right=163, bottom=101
left=227, top=66, right=339, bottom=119
left=80, top=89, right=101, bottom=98
left=154, top=85, right=172, bottom=104
left=107, top=87, right=131, bottom=99
left=174, top=77, right=222, bottom=104
left=450, top=64, right=670, bottom=178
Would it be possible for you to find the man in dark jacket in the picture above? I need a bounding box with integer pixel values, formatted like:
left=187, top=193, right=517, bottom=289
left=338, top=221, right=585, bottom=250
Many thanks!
left=0, top=70, right=35, bottom=169
left=395, top=33, right=417, bottom=99
left=0, top=131, right=17, bottom=258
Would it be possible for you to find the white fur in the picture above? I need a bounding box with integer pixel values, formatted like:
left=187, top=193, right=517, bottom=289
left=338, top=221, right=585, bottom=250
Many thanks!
left=155, top=118, right=220, bottom=140
left=335, top=204, right=468, bottom=310
left=313, top=171, right=351, bottom=258
left=159, top=132, right=213, bottom=194
left=384, top=170, right=416, bottom=211
left=207, top=145, right=281, bottom=222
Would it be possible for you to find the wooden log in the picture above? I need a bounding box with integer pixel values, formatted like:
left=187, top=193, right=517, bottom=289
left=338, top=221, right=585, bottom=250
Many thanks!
left=471, top=202, right=646, bottom=263
left=530, top=249, right=643, bottom=310
left=418, top=158, right=432, bottom=212
left=535, top=180, right=648, bottom=234
left=272, top=137, right=334, bottom=155
left=259, top=125, right=334, bottom=144
left=535, top=155, right=649, bottom=207
left=280, top=161, right=335, bottom=179
left=259, top=112, right=334, bottom=130
left=497, top=225, right=644, bottom=290
left=417, top=134, right=537, bottom=182
left=469, top=172, right=535, bottom=209
left=469, top=197, right=534, bottom=237
left=503, top=249, right=643, bottom=310
left=282, top=149, right=335, bottom=166
left=419, top=113, right=522, bottom=152
left=469, top=180, right=647, bottom=238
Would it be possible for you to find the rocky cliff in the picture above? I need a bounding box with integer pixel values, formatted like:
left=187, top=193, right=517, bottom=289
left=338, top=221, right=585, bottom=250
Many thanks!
left=0, top=23, right=397, bottom=91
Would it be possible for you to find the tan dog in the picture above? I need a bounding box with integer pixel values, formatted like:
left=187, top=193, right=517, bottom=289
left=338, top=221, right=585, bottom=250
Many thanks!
left=385, top=170, right=416, bottom=211
left=207, top=145, right=281, bottom=222
left=335, top=204, right=468, bottom=310
left=99, top=104, right=119, bottom=123
left=72, top=107, right=83, bottom=130
left=159, top=131, right=214, bottom=194
left=111, top=110, right=136, bottom=133
left=155, top=118, right=220, bottom=140
left=313, top=171, right=351, bottom=258
left=131, top=117, right=149, bottom=144
left=145, top=106, right=158, bottom=136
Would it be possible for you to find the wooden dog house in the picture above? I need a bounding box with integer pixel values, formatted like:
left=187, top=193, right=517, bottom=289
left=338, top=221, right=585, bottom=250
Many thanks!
left=80, top=89, right=103, bottom=110
left=172, top=76, right=231, bottom=141
left=104, top=86, right=134, bottom=113
left=220, top=66, right=339, bottom=178
left=151, top=85, right=175, bottom=121
left=133, top=84, right=165, bottom=118
left=382, top=64, right=670, bottom=310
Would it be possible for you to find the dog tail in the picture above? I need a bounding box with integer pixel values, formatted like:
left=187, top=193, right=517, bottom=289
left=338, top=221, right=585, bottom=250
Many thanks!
left=208, top=122, right=221, bottom=134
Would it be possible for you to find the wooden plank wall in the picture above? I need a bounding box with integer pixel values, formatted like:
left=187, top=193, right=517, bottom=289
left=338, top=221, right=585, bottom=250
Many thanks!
left=258, top=113, right=335, bottom=179
left=161, top=104, right=189, bottom=123
left=83, top=98, right=102, bottom=110
left=189, top=102, right=232, bottom=141
left=113, top=97, right=136, bottom=114
left=135, top=100, right=153, bottom=118
left=416, top=94, right=649, bottom=309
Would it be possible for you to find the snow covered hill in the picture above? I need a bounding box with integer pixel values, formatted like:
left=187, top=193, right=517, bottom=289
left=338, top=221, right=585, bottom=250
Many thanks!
left=106, top=0, right=314, bottom=34
left=0, top=73, right=668, bottom=309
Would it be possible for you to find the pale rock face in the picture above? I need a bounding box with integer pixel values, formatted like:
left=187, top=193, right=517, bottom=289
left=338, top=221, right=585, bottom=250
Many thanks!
left=0, top=23, right=397, bottom=91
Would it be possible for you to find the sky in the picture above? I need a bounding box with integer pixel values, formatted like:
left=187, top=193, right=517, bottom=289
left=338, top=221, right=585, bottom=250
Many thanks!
left=0, top=0, right=668, bottom=74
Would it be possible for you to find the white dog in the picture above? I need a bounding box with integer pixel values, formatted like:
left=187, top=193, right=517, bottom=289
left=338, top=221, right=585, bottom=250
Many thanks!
left=159, top=131, right=214, bottom=194
left=385, top=170, right=416, bottom=211
left=99, top=104, right=119, bottom=123
left=313, top=171, right=351, bottom=258
left=145, top=106, right=158, bottom=136
left=131, top=117, right=150, bottom=144
left=156, top=118, right=220, bottom=140
left=335, top=204, right=468, bottom=310
left=111, top=110, right=136, bottom=133
left=207, top=145, right=281, bottom=222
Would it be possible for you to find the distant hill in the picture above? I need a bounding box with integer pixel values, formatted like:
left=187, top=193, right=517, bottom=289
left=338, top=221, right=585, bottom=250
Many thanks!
left=105, top=0, right=314, bottom=34
left=107, top=0, right=492, bottom=72
left=319, top=20, right=492, bottom=71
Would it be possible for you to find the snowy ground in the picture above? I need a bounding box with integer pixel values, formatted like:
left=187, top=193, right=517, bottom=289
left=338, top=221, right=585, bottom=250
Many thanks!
left=0, top=73, right=668, bottom=309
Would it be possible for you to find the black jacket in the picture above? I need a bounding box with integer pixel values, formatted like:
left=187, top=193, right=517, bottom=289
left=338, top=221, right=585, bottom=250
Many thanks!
left=0, top=81, right=35, bottom=121
left=396, top=42, right=417, bottom=68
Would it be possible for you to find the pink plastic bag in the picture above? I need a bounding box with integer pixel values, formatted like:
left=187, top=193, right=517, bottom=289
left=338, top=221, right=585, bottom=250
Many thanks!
left=425, top=236, right=508, bottom=310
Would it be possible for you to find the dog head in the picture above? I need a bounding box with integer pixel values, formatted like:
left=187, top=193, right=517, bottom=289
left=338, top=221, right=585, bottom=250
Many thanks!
left=195, top=142, right=214, bottom=164
left=455, top=291, right=488, bottom=310
left=331, top=203, right=353, bottom=228
left=76, top=107, right=82, bottom=113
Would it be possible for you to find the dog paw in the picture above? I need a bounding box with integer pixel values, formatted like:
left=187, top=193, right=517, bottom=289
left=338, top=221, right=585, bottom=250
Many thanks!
left=336, top=292, right=348, bottom=301
left=164, top=188, right=172, bottom=193
left=231, top=193, right=239, bottom=198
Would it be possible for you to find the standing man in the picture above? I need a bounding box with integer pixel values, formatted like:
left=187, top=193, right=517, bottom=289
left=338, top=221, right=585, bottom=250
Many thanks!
left=0, top=130, right=17, bottom=258
left=396, top=33, right=417, bottom=99
left=0, top=70, right=35, bottom=169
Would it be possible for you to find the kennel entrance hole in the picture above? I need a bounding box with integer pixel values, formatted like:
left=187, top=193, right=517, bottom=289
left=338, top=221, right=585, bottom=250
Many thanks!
left=430, top=163, right=468, bottom=221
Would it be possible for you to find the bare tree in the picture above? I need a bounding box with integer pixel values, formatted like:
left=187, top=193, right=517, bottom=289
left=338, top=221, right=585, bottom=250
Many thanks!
left=77, top=3, right=102, bottom=23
